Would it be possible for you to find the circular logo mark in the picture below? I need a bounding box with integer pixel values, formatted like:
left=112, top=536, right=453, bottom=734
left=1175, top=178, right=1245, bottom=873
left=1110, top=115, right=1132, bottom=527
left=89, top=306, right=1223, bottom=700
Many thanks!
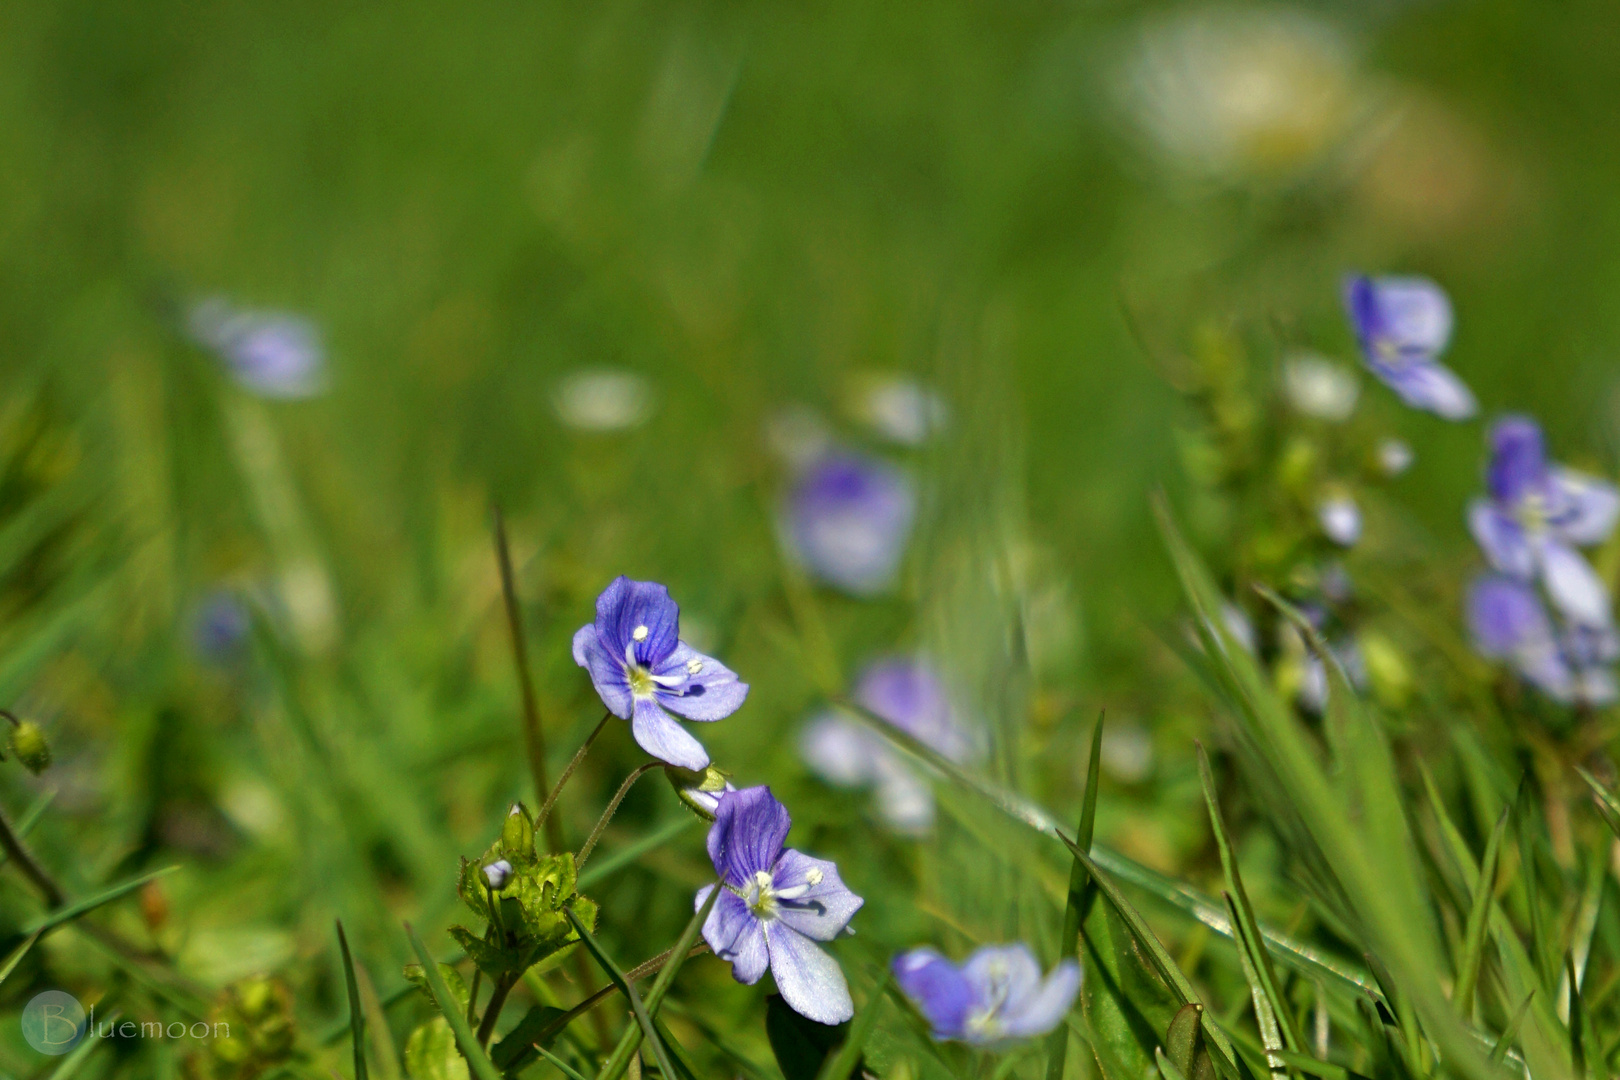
left=22, top=991, right=86, bottom=1055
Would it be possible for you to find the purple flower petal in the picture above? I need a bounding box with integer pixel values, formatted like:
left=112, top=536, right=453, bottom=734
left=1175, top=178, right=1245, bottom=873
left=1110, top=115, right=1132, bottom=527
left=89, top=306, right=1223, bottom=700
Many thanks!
left=764, top=923, right=853, bottom=1024
left=190, top=298, right=326, bottom=399
left=594, top=576, right=679, bottom=667
left=854, top=658, right=976, bottom=762
left=1550, top=467, right=1620, bottom=546
left=999, top=960, right=1081, bottom=1039
left=771, top=850, right=864, bottom=941
left=1537, top=541, right=1612, bottom=629
left=698, top=886, right=769, bottom=984
left=893, top=948, right=975, bottom=1040
left=799, top=715, right=881, bottom=787
left=654, top=643, right=749, bottom=721
left=1344, top=275, right=1453, bottom=360
left=707, top=786, right=791, bottom=886
left=572, top=624, right=632, bottom=718
left=1468, top=501, right=1535, bottom=578
left=1487, top=417, right=1548, bottom=503
left=1373, top=359, right=1477, bottom=420
left=1467, top=576, right=1550, bottom=659
left=630, top=696, right=710, bottom=770
left=786, top=452, right=915, bottom=596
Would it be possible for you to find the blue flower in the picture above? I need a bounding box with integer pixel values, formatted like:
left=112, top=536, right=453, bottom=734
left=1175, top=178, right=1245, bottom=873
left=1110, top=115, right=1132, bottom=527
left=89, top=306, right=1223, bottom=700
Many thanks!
left=1343, top=274, right=1475, bottom=420
left=800, top=657, right=977, bottom=832
left=572, top=577, right=748, bottom=771
left=785, top=452, right=915, bottom=596
left=893, top=943, right=1080, bottom=1044
left=193, top=590, right=251, bottom=662
left=1468, top=416, right=1619, bottom=629
left=697, top=787, right=864, bottom=1024
left=188, top=298, right=326, bottom=399
left=1316, top=493, right=1361, bottom=547
left=1468, top=574, right=1617, bottom=706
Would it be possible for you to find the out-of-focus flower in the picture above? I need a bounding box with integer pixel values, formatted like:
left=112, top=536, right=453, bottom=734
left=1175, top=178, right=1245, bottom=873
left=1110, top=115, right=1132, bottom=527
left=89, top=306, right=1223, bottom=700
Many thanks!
left=1099, top=720, right=1154, bottom=784
left=892, top=943, right=1080, bottom=1044
left=1378, top=438, right=1414, bottom=476
left=553, top=369, right=654, bottom=431
left=697, top=787, right=863, bottom=1024
left=1468, top=416, right=1619, bottom=629
left=1468, top=574, right=1617, bottom=706
left=784, top=452, right=915, bottom=596
left=1117, top=7, right=1359, bottom=184
left=188, top=298, right=325, bottom=399
left=765, top=406, right=833, bottom=471
left=572, top=577, right=748, bottom=771
left=193, top=590, right=251, bottom=662
left=1343, top=275, right=1476, bottom=420
left=847, top=373, right=948, bottom=446
left=800, top=658, right=975, bottom=832
left=1317, top=493, right=1362, bottom=546
left=1283, top=353, right=1359, bottom=421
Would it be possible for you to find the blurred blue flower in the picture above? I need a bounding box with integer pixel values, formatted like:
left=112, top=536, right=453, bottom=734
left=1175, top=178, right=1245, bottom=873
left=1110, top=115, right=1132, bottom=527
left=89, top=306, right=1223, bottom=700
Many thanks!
left=1378, top=438, right=1414, bottom=476
left=193, top=590, right=251, bottom=662
left=573, top=577, right=748, bottom=771
left=188, top=298, right=326, bottom=399
left=800, top=658, right=976, bottom=832
left=1468, top=416, right=1619, bottom=629
left=1468, top=574, right=1617, bottom=706
left=893, top=943, right=1080, bottom=1044
left=1343, top=274, right=1475, bottom=420
left=784, top=452, right=915, bottom=596
left=1317, top=493, right=1362, bottom=546
left=697, top=787, right=863, bottom=1024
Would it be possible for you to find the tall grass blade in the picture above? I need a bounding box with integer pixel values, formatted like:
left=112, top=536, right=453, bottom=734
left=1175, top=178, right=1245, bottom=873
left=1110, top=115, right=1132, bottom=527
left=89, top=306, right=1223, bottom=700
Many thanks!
left=403, top=922, right=504, bottom=1080
left=536, top=1043, right=594, bottom=1080
left=1454, top=808, right=1508, bottom=1019
left=594, top=882, right=720, bottom=1080
left=22, top=866, right=179, bottom=936
left=816, top=974, right=890, bottom=1080
left=0, top=930, right=39, bottom=988
left=47, top=1009, right=118, bottom=1080
left=561, top=905, right=677, bottom=1080
left=1047, top=711, right=1105, bottom=1080
left=336, top=921, right=369, bottom=1080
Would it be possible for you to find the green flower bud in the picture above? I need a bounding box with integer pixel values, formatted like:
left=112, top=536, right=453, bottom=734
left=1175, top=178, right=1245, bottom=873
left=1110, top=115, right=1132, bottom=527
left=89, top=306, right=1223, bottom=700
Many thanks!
left=10, top=722, right=50, bottom=775
left=500, top=802, right=533, bottom=856
left=666, top=763, right=733, bottom=822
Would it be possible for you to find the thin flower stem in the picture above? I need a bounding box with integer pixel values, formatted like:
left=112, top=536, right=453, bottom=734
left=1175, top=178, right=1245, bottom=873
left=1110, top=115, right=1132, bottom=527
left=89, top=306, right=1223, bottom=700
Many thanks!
left=492, top=506, right=567, bottom=856
left=532, top=945, right=711, bottom=1047
left=534, top=712, right=612, bottom=837
left=475, top=973, right=515, bottom=1047
left=576, top=764, right=660, bottom=870
left=0, top=805, right=64, bottom=907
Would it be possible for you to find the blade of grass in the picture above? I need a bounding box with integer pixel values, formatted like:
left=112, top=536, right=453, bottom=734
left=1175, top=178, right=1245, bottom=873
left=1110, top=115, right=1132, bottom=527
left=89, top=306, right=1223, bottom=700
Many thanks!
left=1198, top=743, right=1304, bottom=1065
left=562, top=905, right=677, bottom=1080
left=1047, top=711, right=1105, bottom=1080
left=1455, top=808, right=1508, bottom=1019
left=0, top=930, right=39, bottom=987
left=47, top=1009, right=118, bottom=1080
left=536, top=1043, right=595, bottom=1080
left=1490, top=992, right=1534, bottom=1064
left=1568, top=953, right=1584, bottom=1080
left=1575, top=767, right=1620, bottom=839
left=22, top=866, right=179, bottom=936
left=403, top=922, right=503, bottom=1080
left=592, top=884, right=720, bottom=1080
left=1061, top=841, right=1242, bottom=1079
left=336, top=921, right=369, bottom=1080
left=354, top=951, right=404, bottom=1080
left=816, top=973, right=891, bottom=1080
left=1222, top=893, right=1287, bottom=1077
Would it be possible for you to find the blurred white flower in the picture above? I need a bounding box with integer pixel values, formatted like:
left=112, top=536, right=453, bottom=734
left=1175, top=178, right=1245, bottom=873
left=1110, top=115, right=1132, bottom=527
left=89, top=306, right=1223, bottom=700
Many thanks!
left=765, top=405, right=833, bottom=470
left=553, top=369, right=654, bottom=431
left=188, top=297, right=325, bottom=398
left=1118, top=7, right=1360, bottom=184
left=1283, top=353, right=1359, bottom=422
left=1100, top=721, right=1154, bottom=783
left=847, top=373, right=948, bottom=446
left=1378, top=438, right=1414, bottom=476
left=1318, top=494, right=1362, bottom=546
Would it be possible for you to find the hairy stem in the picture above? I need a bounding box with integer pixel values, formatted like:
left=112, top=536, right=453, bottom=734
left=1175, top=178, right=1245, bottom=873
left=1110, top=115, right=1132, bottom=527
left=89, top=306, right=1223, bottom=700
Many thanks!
left=534, top=712, right=612, bottom=838
left=0, top=805, right=63, bottom=907
left=576, top=764, right=660, bottom=870
left=493, top=506, right=567, bottom=856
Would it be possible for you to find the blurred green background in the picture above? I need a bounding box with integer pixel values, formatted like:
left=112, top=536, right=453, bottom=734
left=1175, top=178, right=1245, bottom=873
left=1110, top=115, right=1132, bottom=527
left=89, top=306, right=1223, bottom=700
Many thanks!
left=3, top=0, right=1620, bottom=1074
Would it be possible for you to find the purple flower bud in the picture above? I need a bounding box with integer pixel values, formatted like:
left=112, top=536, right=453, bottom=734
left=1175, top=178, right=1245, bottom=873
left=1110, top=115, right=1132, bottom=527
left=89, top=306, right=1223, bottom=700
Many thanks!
left=482, top=859, right=513, bottom=891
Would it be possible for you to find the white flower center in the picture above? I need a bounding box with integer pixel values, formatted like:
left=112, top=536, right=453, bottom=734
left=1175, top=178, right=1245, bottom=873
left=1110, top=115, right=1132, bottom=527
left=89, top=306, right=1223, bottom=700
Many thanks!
left=740, top=870, right=779, bottom=919
left=626, top=664, right=656, bottom=697
left=963, top=956, right=1014, bottom=1040
left=1516, top=492, right=1550, bottom=534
